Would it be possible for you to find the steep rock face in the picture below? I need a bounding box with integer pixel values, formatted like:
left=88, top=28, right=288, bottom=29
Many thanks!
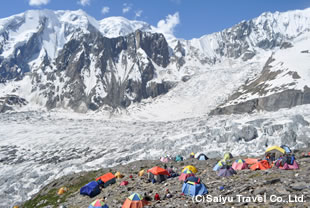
left=209, top=28, right=310, bottom=116
left=0, top=18, right=47, bottom=82
left=30, top=28, right=172, bottom=111
left=210, top=88, right=310, bottom=115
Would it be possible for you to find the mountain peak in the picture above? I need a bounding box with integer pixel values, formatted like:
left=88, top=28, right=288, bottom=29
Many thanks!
left=99, top=16, right=151, bottom=38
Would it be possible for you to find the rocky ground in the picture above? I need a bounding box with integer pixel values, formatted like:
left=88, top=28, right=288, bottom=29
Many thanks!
left=21, top=148, right=310, bottom=208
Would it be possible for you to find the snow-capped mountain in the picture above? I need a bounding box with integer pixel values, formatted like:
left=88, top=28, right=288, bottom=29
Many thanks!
left=1, top=8, right=310, bottom=208
left=0, top=8, right=310, bottom=116
left=210, top=30, right=310, bottom=115
left=0, top=10, right=174, bottom=112
left=99, top=16, right=151, bottom=38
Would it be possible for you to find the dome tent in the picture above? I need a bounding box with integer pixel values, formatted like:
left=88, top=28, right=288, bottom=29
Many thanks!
left=181, top=176, right=208, bottom=196
left=232, top=159, right=248, bottom=170
left=122, top=193, right=148, bottom=208
left=196, top=153, right=209, bottom=161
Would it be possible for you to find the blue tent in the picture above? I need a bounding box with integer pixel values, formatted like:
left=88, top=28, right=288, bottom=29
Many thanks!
left=197, top=153, right=208, bottom=161
left=182, top=181, right=208, bottom=196
left=213, top=163, right=222, bottom=171
left=80, top=181, right=101, bottom=197
left=281, top=145, right=292, bottom=154
left=186, top=176, right=201, bottom=184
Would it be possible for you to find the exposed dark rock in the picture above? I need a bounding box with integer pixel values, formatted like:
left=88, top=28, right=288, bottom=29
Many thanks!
left=29, top=28, right=172, bottom=111
left=280, top=42, right=293, bottom=49
left=210, top=88, right=310, bottom=115
left=0, top=18, right=47, bottom=83
left=0, top=95, right=28, bottom=113
left=209, top=53, right=310, bottom=115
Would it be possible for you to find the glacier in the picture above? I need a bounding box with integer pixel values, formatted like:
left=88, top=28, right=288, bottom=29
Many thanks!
left=0, top=7, right=310, bottom=208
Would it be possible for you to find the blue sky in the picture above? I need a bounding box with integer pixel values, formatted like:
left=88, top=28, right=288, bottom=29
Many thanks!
left=1, top=0, right=310, bottom=39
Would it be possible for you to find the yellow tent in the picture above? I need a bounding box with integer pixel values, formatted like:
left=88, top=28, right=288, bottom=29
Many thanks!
left=115, top=171, right=124, bottom=179
left=266, top=146, right=285, bottom=154
left=138, top=169, right=145, bottom=177
left=182, top=165, right=198, bottom=174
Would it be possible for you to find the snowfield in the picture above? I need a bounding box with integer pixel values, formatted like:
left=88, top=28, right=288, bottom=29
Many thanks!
left=1, top=105, right=310, bottom=207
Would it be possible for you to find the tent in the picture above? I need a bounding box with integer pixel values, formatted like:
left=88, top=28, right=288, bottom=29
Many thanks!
left=197, top=153, right=209, bottom=161
left=265, top=146, right=285, bottom=161
left=89, top=199, right=109, bottom=208
left=182, top=165, right=198, bottom=174
left=224, top=152, right=233, bottom=160
left=275, top=155, right=299, bottom=170
left=182, top=177, right=208, bottom=196
left=281, top=145, right=292, bottom=154
left=138, top=169, right=145, bottom=177
left=57, top=187, right=67, bottom=195
left=96, top=172, right=116, bottom=188
left=115, top=172, right=124, bottom=179
left=213, top=152, right=233, bottom=171
left=186, top=176, right=201, bottom=183
left=120, top=181, right=129, bottom=186
left=122, top=193, right=148, bottom=208
left=80, top=181, right=100, bottom=197
left=217, top=166, right=237, bottom=177
left=279, top=161, right=299, bottom=170
left=147, top=166, right=170, bottom=183
left=213, top=160, right=230, bottom=171
left=250, top=160, right=271, bottom=171
left=245, top=158, right=259, bottom=165
left=175, top=155, right=183, bottom=162
left=160, top=156, right=171, bottom=163
left=232, top=159, right=248, bottom=170
left=213, top=162, right=222, bottom=171
left=179, top=169, right=195, bottom=181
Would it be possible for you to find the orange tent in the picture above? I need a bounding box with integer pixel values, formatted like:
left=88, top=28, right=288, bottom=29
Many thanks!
left=147, top=166, right=169, bottom=176
left=57, top=187, right=67, bottom=195
left=245, top=158, right=259, bottom=165
left=250, top=160, right=271, bottom=171
left=96, top=172, right=116, bottom=188
left=122, top=193, right=148, bottom=208
left=96, top=172, right=116, bottom=183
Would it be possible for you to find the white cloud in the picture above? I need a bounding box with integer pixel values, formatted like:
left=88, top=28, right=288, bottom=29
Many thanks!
left=122, top=3, right=132, bottom=14
left=155, top=12, right=180, bottom=36
left=78, top=0, right=91, bottom=6
left=135, top=10, right=143, bottom=18
left=101, top=7, right=110, bottom=15
left=29, top=0, right=50, bottom=6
